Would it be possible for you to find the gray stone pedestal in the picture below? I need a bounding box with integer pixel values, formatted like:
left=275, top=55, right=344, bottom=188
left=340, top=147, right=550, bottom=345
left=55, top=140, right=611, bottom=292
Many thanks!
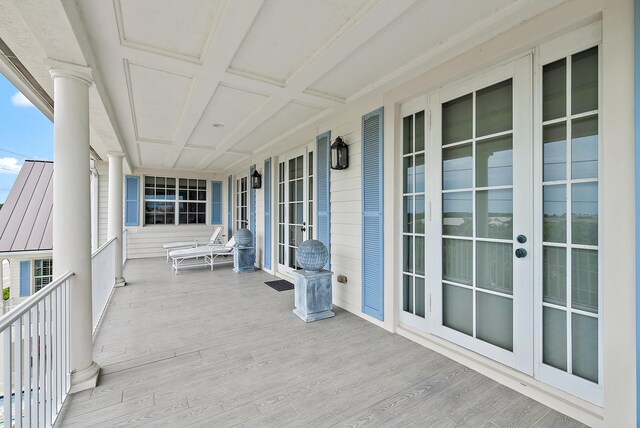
left=233, top=246, right=255, bottom=273
left=293, top=270, right=335, bottom=322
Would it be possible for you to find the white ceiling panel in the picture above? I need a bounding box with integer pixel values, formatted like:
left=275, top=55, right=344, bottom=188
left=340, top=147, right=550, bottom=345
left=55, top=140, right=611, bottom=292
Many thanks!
left=117, top=0, right=223, bottom=61
left=187, top=84, right=269, bottom=149
left=138, top=143, right=170, bottom=167
left=128, top=62, right=192, bottom=143
left=174, top=146, right=216, bottom=170
left=233, top=101, right=323, bottom=153
left=228, top=0, right=373, bottom=84
left=207, top=152, right=246, bottom=173
left=307, top=0, right=516, bottom=100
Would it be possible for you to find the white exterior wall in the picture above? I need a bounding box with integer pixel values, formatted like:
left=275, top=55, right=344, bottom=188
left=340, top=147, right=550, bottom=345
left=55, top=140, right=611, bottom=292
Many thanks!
left=96, top=160, right=109, bottom=247
left=223, top=1, right=634, bottom=426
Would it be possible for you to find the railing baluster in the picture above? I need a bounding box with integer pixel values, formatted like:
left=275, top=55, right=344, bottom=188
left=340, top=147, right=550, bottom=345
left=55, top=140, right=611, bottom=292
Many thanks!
left=51, top=289, right=58, bottom=415
left=56, top=288, right=63, bottom=412
left=31, top=307, right=38, bottom=426
left=14, top=317, right=22, bottom=428
left=38, top=300, right=45, bottom=427
left=24, top=310, right=31, bottom=428
left=4, top=324, right=12, bottom=427
left=45, top=294, right=52, bottom=427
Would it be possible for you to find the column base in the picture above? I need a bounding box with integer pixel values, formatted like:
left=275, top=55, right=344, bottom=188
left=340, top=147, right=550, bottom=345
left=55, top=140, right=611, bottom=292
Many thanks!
left=69, top=361, right=100, bottom=394
left=115, top=277, right=126, bottom=287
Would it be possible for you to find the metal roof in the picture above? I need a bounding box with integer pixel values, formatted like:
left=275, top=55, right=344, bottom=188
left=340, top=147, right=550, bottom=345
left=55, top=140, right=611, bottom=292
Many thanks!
left=0, top=160, right=53, bottom=252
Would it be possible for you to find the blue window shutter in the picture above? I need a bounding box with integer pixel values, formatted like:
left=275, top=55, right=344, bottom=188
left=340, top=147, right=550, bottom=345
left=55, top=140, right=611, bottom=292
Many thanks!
left=250, top=165, right=256, bottom=247
left=125, top=176, right=140, bottom=226
left=264, top=158, right=272, bottom=269
left=361, top=108, right=384, bottom=321
left=316, top=131, right=331, bottom=270
left=227, top=175, right=233, bottom=237
left=211, top=181, right=222, bottom=224
left=19, top=260, right=30, bottom=297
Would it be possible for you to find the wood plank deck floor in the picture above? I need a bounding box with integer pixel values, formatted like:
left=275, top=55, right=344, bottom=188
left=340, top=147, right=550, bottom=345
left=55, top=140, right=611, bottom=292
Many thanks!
left=57, top=257, right=589, bottom=427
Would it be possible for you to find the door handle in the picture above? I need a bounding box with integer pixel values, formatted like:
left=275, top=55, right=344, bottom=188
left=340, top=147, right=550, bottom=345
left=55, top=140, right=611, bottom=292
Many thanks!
left=515, top=248, right=527, bottom=258
left=301, top=222, right=306, bottom=232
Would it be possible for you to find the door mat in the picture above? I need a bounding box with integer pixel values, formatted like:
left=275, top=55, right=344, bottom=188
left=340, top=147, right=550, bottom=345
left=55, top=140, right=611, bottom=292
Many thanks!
left=265, top=279, right=294, bottom=292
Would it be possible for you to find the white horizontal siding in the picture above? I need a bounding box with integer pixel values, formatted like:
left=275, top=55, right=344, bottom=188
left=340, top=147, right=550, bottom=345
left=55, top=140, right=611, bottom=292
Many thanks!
left=96, top=161, right=109, bottom=247
left=125, top=225, right=218, bottom=259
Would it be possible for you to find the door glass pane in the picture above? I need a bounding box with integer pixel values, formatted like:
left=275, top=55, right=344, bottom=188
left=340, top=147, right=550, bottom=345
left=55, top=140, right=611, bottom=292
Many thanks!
left=543, top=185, right=566, bottom=243
left=476, top=79, right=512, bottom=137
left=571, top=249, right=598, bottom=313
left=571, top=47, right=598, bottom=115
left=295, top=156, right=303, bottom=179
left=543, top=59, right=566, bottom=121
left=443, top=145, right=472, bottom=190
left=476, top=241, right=513, bottom=294
left=403, top=196, right=413, bottom=233
left=443, top=284, right=472, bottom=336
left=403, top=115, right=413, bottom=154
left=403, top=274, right=413, bottom=313
left=571, top=182, right=598, bottom=246
left=403, top=157, right=414, bottom=193
left=442, top=239, right=472, bottom=285
left=571, top=115, right=598, bottom=179
left=415, top=154, right=425, bottom=193
left=476, top=189, right=513, bottom=239
left=543, top=307, right=567, bottom=371
left=543, top=246, right=566, bottom=306
left=415, top=195, right=425, bottom=234
left=442, top=94, right=472, bottom=145
left=403, top=235, right=413, bottom=273
left=543, top=123, right=567, bottom=182
left=443, top=192, right=472, bottom=236
left=415, top=278, right=425, bottom=318
left=476, top=292, right=513, bottom=351
left=415, top=111, right=425, bottom=152
left=415, top=236, right=425, bottom=276
left=476, top=135, right=512, bottom=187
left=572, top=313, right=598, bottom=383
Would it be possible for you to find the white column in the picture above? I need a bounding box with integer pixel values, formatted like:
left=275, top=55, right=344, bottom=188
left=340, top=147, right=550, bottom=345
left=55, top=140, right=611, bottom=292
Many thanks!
left=108, top=153, right=126, bottom=286
left=47, top=59, right=100, bottom=393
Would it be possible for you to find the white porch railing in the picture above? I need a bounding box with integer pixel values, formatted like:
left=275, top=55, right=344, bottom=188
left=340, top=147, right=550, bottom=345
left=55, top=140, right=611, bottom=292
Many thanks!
left=91, top=237, right=117, bottom=334
left=122, top=229, right=127, bottom=265
left=0, top=271, right=73, bottom=427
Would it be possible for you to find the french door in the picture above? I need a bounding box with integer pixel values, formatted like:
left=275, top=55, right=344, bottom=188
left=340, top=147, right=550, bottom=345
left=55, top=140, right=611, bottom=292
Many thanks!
left=235, top=175, right=248, bottom=231
left=277, top=146, right=314, bottom=275
left=400, top=34, right=602, bottom=405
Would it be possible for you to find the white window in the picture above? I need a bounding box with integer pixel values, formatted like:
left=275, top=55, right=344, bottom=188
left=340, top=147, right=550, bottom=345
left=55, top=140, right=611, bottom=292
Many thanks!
left=236, top=176, right=248, bottom=230
left=34, top=259, right=52, bottom=293
left=144, top=176, right=206, bottom=225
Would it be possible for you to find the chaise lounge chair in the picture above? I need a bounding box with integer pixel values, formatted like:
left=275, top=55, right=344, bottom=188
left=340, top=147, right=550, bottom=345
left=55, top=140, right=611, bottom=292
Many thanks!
left=162, top=226, right=224, bottom=261
left=168, top=237, right=236, bottom=274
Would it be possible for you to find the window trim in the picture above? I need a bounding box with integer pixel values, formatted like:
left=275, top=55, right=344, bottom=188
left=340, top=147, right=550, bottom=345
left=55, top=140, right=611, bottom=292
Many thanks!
left=143, top=175, right=208, bottom=226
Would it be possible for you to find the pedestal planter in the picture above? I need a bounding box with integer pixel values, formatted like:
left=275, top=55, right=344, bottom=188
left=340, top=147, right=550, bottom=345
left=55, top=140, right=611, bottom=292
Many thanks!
left=293, top=270, right=335, bottom=322
left=233, top=246, right=255, bottom=273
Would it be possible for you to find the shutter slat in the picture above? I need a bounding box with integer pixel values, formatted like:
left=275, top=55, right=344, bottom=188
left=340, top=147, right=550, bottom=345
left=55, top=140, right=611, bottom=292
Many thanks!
left=125, top=176, right=139, bottom=227
left=361, top=108, right=384, bottom=321
left=316, top=131, right=331, bottom=270
left=264, top=158, right=272, bottom=269
left=250, top=165, right=256, bottom=248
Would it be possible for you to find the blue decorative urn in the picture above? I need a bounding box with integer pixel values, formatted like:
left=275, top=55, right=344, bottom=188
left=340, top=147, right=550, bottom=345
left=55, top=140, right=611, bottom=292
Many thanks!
left=296, top=239, right=328, bottom=273
left=234, top=228, right=253, bottom=247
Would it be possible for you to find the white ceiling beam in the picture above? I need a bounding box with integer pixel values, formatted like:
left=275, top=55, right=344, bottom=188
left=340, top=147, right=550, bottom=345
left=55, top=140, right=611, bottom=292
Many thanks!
left=199, top=0, right=417, bottom=169
left=163, top=0, right=265, bottom=169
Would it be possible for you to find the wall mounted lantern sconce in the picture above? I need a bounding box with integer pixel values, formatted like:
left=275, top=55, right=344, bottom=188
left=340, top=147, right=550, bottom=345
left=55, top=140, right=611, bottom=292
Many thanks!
left=330, top=136, right=349, bottom=170
left=251, top=169, right=262, bottom=189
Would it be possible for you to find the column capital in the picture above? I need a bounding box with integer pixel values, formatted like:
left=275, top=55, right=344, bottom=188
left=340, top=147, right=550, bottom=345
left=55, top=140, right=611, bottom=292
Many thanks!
left=107, top=152, right=126, bottom=159
left=45, top=58, right=93, bottom=86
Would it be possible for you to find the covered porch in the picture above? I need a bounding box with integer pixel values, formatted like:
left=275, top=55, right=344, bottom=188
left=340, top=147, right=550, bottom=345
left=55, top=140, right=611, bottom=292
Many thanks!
left=57, top=258, right=585, bottom=427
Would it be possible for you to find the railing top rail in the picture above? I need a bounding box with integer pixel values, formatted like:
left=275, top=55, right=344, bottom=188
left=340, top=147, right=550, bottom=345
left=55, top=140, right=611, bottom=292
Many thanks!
left=92, top=237, right=117, bottom=258
left=0, top=271, right=74, bottom=331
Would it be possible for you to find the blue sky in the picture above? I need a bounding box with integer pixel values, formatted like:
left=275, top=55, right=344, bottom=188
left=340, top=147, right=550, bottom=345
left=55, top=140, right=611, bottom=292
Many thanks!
left=0, top=74, right=53, bottom=203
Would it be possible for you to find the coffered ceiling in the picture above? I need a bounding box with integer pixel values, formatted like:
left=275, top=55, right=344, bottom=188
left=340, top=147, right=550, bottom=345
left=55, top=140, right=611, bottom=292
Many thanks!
left=0, top=0, right=569, bottom=174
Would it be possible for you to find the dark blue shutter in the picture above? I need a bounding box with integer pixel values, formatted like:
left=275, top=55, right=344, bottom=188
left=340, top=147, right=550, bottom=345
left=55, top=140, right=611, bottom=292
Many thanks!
left=361, top=108, right=384, bottom=320
left=211, top=181, right=222, bottom=224
left=125, top=176, right=139, bottom=226
left=250, top=165, right=256, bottom=247
left=264, top=158, right=272, bottom=269
left=316, top=131, right=331, bottom=270
left=227, top=175, right=233, bottom=237
left=19, top=260, right=30, bottom=297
